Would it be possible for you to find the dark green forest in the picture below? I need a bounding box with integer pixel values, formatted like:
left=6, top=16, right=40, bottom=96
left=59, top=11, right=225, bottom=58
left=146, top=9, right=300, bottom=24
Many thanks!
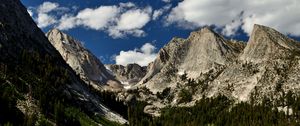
left=127, top=94, right=300, bottom=126
left=0, top=50, right=118, bottom=126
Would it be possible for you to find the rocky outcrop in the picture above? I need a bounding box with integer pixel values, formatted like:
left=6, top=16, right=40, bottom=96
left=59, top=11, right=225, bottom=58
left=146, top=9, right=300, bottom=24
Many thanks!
left=47, top=29, right=122, bottom=90
left=106, top=63, right=147, bottom=86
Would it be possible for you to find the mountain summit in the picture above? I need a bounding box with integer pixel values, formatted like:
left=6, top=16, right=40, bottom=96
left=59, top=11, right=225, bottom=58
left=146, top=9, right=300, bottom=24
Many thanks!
left=240, top=24, right=300, bottom=63
left=46, top=29, right=122, bottom=90
left=125, top=24, right=300, bottom=116
left=181, top=26, right=238, bottom=77
left=139, top=26, right=242, bottom=93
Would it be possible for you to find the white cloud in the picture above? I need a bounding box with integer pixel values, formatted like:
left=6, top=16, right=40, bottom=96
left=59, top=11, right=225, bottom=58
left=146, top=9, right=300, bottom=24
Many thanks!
left=119, top=2, right=136, bottom=8
left=115, top=43, right=157, bottom=66
left=153, top=10, right=163, bottom=20
left=37, top=13, right=57, bottom=28
left=116, top=9, right=151, bottom=30
left=57, top=14, right=78, bottom=30
left=76, top=6, right=119, bottom=30
left=166, top=0, right=300, bottom=36
left=30, top=2, right=153, bottom=38
left=222, top=19, right=242, bottom=36
left=153, top=4, right=171, bottom=20
left=37, top=2, right=59, bottom=13
left=53, top=2, right=151, bottom=38
left=56, top=6, right=120, bottom=31
left=108, top=7, right=152, bottom=38
left=34, top=1, right=66, bottom=28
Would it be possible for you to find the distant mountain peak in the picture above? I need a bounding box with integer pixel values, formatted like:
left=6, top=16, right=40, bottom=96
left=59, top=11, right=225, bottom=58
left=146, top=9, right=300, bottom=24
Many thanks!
left=106, top=63, right=147, bottom=86
left=190, top=26, right=219, bottom=38
left=139, top=26, right=241, bottom=92
left=47, top=29, right=122, bottom=90
left=240, top=24, right=300, bottom=62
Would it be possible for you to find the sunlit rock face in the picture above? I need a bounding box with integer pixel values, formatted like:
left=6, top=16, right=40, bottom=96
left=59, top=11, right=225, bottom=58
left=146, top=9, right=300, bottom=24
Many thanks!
left=139, top=27, right=242, bottom=93
left=47, top=29, right=122, bottom=90
left=131, top=25, right=300, bottom=116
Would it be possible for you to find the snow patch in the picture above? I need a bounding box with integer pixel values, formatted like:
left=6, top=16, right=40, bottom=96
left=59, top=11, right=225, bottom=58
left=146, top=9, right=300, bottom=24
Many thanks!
left=105, top=66, right=115, bottom=76
left=62, top=40, right=69, bottom=44
left=124, top=85, right=132, bottom=89
left=121, top=81, right=129, bottom=85
left=177, top=69, right=185, bottom=76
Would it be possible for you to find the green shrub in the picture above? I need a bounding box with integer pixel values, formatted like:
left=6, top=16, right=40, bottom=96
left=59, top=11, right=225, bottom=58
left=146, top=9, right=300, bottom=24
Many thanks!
left=178, top=89, right=192, bottom=103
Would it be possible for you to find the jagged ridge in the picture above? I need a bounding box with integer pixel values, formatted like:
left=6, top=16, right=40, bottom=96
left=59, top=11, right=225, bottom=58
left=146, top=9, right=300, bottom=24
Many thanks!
left=46, top=29, right=122, bottom=90
left=106, top=63, right=147, bottom=86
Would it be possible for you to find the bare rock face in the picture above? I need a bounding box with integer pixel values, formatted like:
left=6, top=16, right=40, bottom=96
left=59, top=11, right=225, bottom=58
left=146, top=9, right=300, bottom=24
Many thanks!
left=208, top=24, right=300, bottom=102
left=46, top=29, right=122, bottom=90
left=139, top=27, right=242, bottom=93
left=132, top=24, right=300, bottom=116
left=240, top=24, right=300, bottom=63
left=0, top=0, right=126, bottom=123
left=105, top=63, right=147, bottom=86
left=181, top=27, right=239, bottom=78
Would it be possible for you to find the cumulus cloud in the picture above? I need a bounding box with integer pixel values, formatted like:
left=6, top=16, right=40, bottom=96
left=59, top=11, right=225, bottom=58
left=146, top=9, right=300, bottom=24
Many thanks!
left=35, top=2, right=59, bottom=28
left=76, top=6, right=119, bottom=30
left=30, top=2, right=152, bottom=38
left=56, top=6, right=120, bottom=31
left=32, top=2, right=69, bottom=28
left=108, top=7, right=152, bottom=38
left=166, top=0, right=300, bottom=36
left=37, top=13, right=57, bottom=28
left=60, top=4, right=152, bottom=38
left=37, top=2, right=59, bottom=13
left=57, top=14, right=78, bottom=30
left=115, top=43, right=157, bottom=66
left=117, top=9, right=151, bottom=30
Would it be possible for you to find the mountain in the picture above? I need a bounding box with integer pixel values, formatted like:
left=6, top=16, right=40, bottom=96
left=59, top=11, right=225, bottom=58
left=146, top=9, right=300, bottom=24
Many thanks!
left=128, top=24, right=300, bottom=116
left=0, top=0, right=126, bottom=125
left=139, top=27, right=244, bottom=93
left=240, top=24, right=300, bottom=62
left=208, top=24, right=300, bottom=102
left=46, top=29, right=122, bottom=90
left=105, top=63, right=147, bottom=87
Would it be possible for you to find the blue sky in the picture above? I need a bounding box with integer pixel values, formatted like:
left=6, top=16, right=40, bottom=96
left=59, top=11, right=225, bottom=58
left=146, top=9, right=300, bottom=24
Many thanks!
left=21, top=0, right=300, bottom=66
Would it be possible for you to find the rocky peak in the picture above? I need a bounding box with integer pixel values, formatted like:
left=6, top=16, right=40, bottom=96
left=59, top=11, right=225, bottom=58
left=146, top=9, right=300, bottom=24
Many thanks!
left=240, top=24, right=300, bottom=63
left=190, top=26, right=218, bottom=37
left=138, top=26, right=241, bottom=93
left=139, top=37, right=187, bottom=86
left=181, top=26, right=238, bottom=78
left=106, top=63, right=147, bottom=85
left=47, top=28, right=84, bottom=51
left=47, top=28, right=122, bottom=90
